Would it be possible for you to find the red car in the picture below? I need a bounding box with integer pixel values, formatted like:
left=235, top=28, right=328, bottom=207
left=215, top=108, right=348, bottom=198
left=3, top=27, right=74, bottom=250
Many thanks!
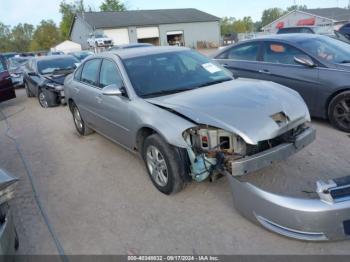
left=0, top=55, right=16, bottom=103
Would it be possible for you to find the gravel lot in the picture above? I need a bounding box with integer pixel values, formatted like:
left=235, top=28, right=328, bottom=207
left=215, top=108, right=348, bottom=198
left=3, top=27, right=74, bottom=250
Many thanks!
left=0, top=89, right=350, bottom=255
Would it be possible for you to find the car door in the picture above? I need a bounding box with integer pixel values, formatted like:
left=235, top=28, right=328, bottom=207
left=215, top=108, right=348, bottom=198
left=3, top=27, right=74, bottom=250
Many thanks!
left=214, top=41, right=261, bottom=79
left=93, top=58, right=131, bottom=147
left=0, top=56, right=16, bottom=103
left=257, top=41, right=320, bottom=114
left=25, top=59, right=41, bottom=96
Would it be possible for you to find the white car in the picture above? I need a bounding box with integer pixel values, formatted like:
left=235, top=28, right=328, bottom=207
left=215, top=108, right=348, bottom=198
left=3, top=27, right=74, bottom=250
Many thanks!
left=87, top=34, right=113, bottom=48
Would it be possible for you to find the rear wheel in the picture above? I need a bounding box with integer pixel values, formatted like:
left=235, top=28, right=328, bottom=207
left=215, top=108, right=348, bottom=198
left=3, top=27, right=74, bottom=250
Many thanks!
left=71, top=102, right=93, bottom=136
left=329, top=91, right=350, bottom=133
left=142, top=134, right=186, bottom=195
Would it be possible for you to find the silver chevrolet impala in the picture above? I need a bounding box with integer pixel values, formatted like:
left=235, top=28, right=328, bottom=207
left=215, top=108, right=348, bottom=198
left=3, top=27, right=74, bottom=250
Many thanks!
left=64, top=47, right=350, bottom=241
left=64, top=46, right=313, bottom=193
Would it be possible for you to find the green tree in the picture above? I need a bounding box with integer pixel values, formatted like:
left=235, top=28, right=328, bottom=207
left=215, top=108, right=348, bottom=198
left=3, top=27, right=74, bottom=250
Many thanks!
left=59, top=0, right=85, bottom=40
left=261, top=8, right=284, bottom=27
left=286, top=5, right=307, bottom=12
left=0, top=22, right=11, bottom=52
left=30, top=20, right=61, bottom=51
left=99, top=0, right=126, bottom=11
left=11, top=23, right=34, bottom=52
left=220, top=17, right=235, bottom=36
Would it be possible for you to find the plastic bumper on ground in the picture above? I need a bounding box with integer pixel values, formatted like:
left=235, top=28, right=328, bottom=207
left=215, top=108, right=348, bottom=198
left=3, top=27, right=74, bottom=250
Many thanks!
left=230, top=127, right=316, bottom=176
left=228, top=176, right=350, bottom=241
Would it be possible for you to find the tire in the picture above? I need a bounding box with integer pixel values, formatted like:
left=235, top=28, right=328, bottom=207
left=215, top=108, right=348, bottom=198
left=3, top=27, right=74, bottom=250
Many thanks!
left=142, top=134, right=186, bottom=195
left=71, top=102, right=94, bottom=136
left=38, top=89, right=58, bottom=108
left=328, top=91, right=350, bottom=133
left=24, top=82, right=34, bottom=97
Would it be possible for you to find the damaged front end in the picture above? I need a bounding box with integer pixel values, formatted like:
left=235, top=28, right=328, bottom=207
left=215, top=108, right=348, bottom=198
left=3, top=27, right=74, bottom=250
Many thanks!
left=183, top=124, right=315, bottom=181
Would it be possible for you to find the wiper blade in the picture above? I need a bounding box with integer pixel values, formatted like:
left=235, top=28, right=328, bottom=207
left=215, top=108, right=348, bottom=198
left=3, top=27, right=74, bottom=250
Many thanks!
left=340, top=60, right=350, bottom=64
left=142, top=88, right=192, bottom=98
left=197, top=78, right=232, bottom=88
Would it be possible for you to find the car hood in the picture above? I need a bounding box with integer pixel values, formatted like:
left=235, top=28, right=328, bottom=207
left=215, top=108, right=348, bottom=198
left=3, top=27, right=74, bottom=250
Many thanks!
left=146, top=79, right=310, bottom=145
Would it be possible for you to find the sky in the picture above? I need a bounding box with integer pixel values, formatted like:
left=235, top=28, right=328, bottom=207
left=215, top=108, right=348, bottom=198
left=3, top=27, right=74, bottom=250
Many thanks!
left=1, top=0, right=350, bottom=27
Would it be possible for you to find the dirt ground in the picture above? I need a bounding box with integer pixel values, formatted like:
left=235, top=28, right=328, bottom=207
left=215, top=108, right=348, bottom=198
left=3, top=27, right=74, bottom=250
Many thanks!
left=0, top=89, right=349, bottom=255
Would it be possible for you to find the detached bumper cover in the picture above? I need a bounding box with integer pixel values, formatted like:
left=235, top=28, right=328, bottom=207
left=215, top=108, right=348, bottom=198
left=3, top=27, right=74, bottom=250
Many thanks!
left=231, top=127, right=316, bottom=176
left=228, top=176, right=350, bottom=241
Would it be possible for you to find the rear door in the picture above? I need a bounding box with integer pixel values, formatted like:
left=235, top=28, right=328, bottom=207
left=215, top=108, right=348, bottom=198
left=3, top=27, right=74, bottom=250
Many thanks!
left=0, top=56, right=16, bottom=103
left=214, top=41, right=261, bottom=79
left=257, top=41, right=320, bottom=113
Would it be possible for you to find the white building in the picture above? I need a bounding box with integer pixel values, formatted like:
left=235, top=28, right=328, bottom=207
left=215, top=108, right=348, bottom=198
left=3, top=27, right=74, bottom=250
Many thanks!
left=262, top=8, right=350, bottom=34
left=51, top=40, right=82, bottom=54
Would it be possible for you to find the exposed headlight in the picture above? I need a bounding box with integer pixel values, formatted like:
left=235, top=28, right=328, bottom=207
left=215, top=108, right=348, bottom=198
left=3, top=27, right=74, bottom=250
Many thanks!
left=183, top=126, right=247, bottom=155
left=46, top=83, right=63, bottom=91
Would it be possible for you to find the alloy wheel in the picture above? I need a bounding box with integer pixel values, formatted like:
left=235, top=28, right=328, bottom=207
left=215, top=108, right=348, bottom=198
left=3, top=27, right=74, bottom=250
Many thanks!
left=38, top=91, right=48, bottom=108
left=334, top=98, right=350, bottom=131
left=73, top=107, right=83, bottom=132
left=146, top=145, right=169, bottom=187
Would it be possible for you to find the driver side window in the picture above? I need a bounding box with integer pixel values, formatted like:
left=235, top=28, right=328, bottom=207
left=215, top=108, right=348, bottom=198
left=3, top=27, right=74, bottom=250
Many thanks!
left=263, top=42, right=307, bottom=65
left=99, top=59, right=123, bottom=88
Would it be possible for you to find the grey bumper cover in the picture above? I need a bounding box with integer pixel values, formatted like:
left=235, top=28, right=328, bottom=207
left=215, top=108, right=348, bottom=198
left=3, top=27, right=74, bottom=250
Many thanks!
left=231, top=127, right=316, bottom=176
left=228, top=176, right=350, bottom=241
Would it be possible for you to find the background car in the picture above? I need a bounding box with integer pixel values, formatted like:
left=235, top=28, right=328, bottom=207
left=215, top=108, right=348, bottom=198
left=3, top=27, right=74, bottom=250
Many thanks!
left=24, top=55, right=79, bottom=108
left=8, top=56, right=29, bottom=87
left=108, top=43, right=153, bottom=51
left=87, top=33, right=113, bottom=48
left=213, top=34, right=350, bottom=132
left=47, top=51, right=65, bottom=56
left=64, top=47, right=313, bottom=195
left=0, top=55, right=16, bottom=103
left=339, top=23, right=350, bottom=39
left=68, top=51, right=94, bottom=62
left=277, top=27, right=315, bottom=34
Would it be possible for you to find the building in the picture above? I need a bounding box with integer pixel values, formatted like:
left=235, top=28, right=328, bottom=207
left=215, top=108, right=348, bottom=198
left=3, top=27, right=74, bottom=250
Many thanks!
left=69, top=8, right=220, bottom=49
left=51, top=40, right=82, bottom=54
left=262, top=7, right=350, bottom=34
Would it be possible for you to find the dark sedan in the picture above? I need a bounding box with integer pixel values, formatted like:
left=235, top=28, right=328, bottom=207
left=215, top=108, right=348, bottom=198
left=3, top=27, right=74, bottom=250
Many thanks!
left=214, top=34, right=350, bottom=132
left=0, top=55, right=16, bottom=103
left=24, top=55, right=79, bottom=108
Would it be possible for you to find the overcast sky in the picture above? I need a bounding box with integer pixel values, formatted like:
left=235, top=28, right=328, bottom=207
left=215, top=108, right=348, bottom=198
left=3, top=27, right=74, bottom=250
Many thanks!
left=1, top=0, right=350, bottom=27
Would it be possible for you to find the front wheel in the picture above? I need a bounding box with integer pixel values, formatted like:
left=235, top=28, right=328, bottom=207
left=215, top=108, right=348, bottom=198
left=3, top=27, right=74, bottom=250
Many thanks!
left=142, top=134, right=186, bottom=195
left=38, top=89, right=58, bottom=108
left=329, top=91, right=350, bottom=133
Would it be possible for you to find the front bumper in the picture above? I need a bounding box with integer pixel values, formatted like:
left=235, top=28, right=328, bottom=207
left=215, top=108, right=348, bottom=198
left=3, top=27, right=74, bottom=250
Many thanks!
left=230, top=127, right=316, bottom=176
left=228, top=176, right=350, bottom=241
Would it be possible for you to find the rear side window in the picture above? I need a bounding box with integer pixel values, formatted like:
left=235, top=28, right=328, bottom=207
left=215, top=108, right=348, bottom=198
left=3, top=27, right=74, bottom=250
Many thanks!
left=218, top=43, right=260, bottom=61
left=263, top=42, right=306, bottom=65
left=99, top=59, right=123, bottom=88
left=81, top=59, right=101, bottom=86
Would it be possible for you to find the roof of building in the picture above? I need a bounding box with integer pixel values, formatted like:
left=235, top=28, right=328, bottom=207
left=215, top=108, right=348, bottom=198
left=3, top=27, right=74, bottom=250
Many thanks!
left=77, top=8, right=220, bottom=29
left=305, top=8, right=350, bottom=22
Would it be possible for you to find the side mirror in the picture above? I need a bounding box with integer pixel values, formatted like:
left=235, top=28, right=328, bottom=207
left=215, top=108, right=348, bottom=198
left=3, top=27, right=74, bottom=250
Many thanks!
left=102, top=84, right=124, bottom=96
left=294, top=55, right=316, bottom=68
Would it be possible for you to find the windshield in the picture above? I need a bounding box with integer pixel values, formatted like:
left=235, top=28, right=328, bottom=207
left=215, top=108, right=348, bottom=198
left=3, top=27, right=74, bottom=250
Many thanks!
left=95, top=34, right=106, bottom=38
left=38, top=57, right=79, bottom=75
left=298, top=36, right=350, bottom=63
left=123, top=50, right=233, bottom=98
left=9, top=57, right=28, bottom=68
left=72, top=52, right=93, bottom=61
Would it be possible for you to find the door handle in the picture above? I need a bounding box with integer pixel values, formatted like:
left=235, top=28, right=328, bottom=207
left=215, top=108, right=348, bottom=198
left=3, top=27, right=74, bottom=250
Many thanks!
left=259, top=69, right=271, bottom=75
left=96, top=95, right=103, bottom=104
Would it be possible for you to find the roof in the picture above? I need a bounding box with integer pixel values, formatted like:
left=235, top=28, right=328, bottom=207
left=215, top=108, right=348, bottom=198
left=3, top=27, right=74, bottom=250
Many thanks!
left=78, top=8, right=220, bottom=29
left=104, top=46, right=190, bottom=60
left=305, top=8, right=350, bottom=22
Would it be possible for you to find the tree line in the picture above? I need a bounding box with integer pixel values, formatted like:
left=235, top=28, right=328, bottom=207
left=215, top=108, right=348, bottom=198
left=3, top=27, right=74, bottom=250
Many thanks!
left=0, top=0, right=126, bottom=53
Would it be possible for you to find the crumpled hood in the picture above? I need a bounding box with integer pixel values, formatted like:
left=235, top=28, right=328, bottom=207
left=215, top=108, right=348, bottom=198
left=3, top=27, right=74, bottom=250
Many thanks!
left=146, top=79, right=310, bottom=145
left=44, top=74, right=68, bottom=85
